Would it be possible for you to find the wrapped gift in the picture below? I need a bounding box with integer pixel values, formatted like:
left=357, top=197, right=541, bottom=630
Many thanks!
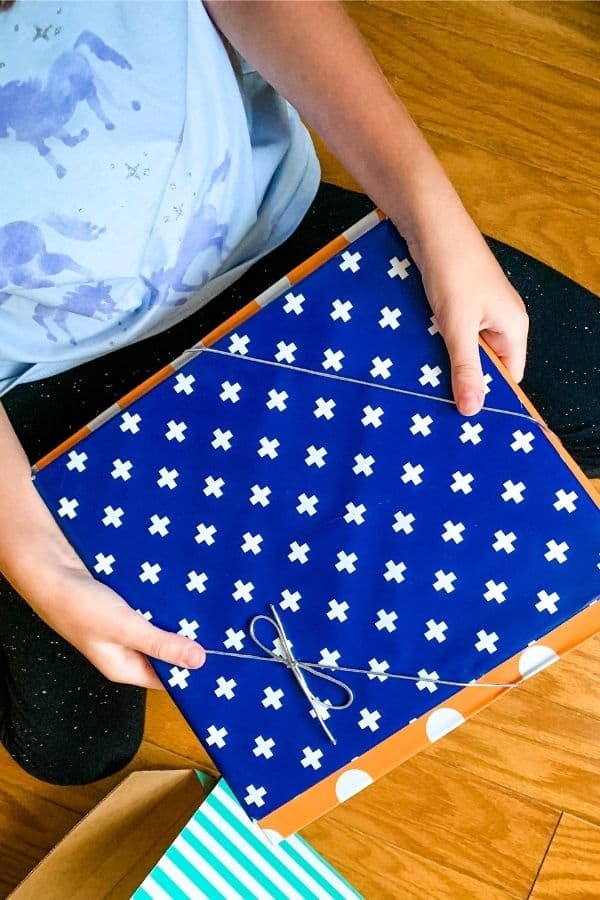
left=33, top=212, right=600, bottom=837
left=133, top=772, right=361, bottom=900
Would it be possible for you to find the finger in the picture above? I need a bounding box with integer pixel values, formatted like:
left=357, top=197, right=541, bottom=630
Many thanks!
left=120, top=609, right=206, bottom=669
left=442, top=322, right=485, bottom=416
left=481, top=313, right=528, bottom=384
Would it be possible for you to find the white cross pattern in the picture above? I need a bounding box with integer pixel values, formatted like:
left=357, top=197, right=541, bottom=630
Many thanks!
left=186, top=570, right=208, bottom=594
left=442, top=520, right=465, bottom=544
left=66, top=449, right=88, bottom=472
left=545, top=539, right=569, bottom=564
left=149, top=514, right=170, bottom=537
left=536, top=589, right=560, bottom=614
left=244, top=785, right=267, bottom=808
left=253, top=735, right=275, bottom=759
left=370, top=355, right=393, bottom=380
left=215, top=676, right=237, bottom=700
left=460, top=422, right=483, bottom=445
left=379, top=305, right=402, bottom=330
left=58, top=496, right=79, bottom=519
left=375, top=608, right=398, bottom=633
left=283, top=290, right=305, bottom=315
left=301, top=746, right=323, bottom=770
left=384, top=559, right=407, bottom=583
left=229, top=333, right=250, bottom=356
left=322, top=348, right=344, bottom=372
left=174, top=372, right=195, bottom=395
left=327, top=598, right=349, bottom=622
left=554, top=489, right=578, bottom=513
left=339, top=249, right=361, bottom=273
left=102, top=505, right=124, bottom=528
left=233, top=579, right=254, bottom=603
left=358, top=707, right=381, bottom=731
left=425, top=619, right=448, bottom=643
left=140, top=561, right=161, bottom=584
left=419, top=364, right=442, bottom=388
left=331, top=298, right=353, bottom=322
left=451, top=470, right=474, bottom=494
left=501, top=480, right=526, bottom=504
left=484, top=580, right=508, bottom=604
left=511, top=429, right=535, bottom=453
left=204, top=475, right=225, bottom=498
left=111, top=458, right=133, bottom=481
left=367, top=658, right=390, bottom=682
left=266, top=388, right=288, bottom=411
left=94, top=552, right=115, bottom=575
left=393, top=510, right=415, bottom=534
left=224, top=627, right=245, bottom=651
left=120, top=411, right=141, bottom=434
left=168, top=667, right=190, bottom=690
left=319, top=648, right=341, bottom=669
left=206, top=725, right=228, bottom=748
left=353, top=453, right=375, bottom=476
left=249, top=484, right=271, bottom=507
left=220, top=380, right=241, bottom=403
left=305, top=444, right=327, bottom=468
left=475, top=629, right=499, bottom=654
left=275, top=340, right=297, bottom=364
left=492, top=530, right=517, bottom=554
left=289, top=540, right=310, bottom=564
left=344, top=501, right=366, bottom=525
left=401, top=462, right=424, bottom=485
left=483, top=373, right=493, bottom=395
left=195, top=522, right=217, bottom=546
left=387, top=256, right=411, bottom=279
left=410, top=414, right=433, bottom=437
left=165, top=419, right=187, bottom=443
left=433, top=569, right=456, bottom=593
left=136, top=608, right=153, bottom=621
left=241, top=532, right=263, bottom=555
left=314, top=397, right=336, bottom=420
left=417, top=669, right=439, bottom=693
left=280, top=588, right=301, bottom=613
left=336, top=550, right=358, bottom=574
left=258, top=436, right=280, bottom=459
left=428, top=315, right=440, bottom=335
left=297, top=492, right=319, bottom=516
left=178, top=618, right=199, bottom=639
left=262, top=686, right=284, bottom=710
left=211, top=428, right=233, bottom=451
left=362, top=404, right=384, bottom=428
left=157, top=466, right=179, bottom=489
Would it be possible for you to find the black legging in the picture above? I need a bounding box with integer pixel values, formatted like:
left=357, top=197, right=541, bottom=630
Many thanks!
left=1, top=183, right=598, bottom=784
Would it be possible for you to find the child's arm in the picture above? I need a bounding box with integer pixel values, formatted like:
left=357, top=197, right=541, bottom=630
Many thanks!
left=0, top=404, right=205, bottom=687
left=205, top=0, right=529, bottom=417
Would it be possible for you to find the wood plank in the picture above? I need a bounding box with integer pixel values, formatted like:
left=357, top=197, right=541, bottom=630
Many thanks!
left=431, top=679, right=600, bottom=824
left=518, top=637, right=600, bottom=721
left=324, top=754, right=559, bottom=897
left=303, top=817, right=515, bottom=900
left=344, top=2, right=600, bottom=189
left=311, top=128, right=600, bottom=292
left=368, top=1, right=600, bottom=82
left=529, top=813, right=600, bottom=899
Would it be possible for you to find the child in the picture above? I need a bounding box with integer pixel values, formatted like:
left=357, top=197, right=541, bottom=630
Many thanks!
left=0, top=1, right=597, bottom=785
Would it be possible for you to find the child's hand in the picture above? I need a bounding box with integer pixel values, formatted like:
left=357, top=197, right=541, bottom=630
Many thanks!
left=405, top=211, right=529, bottom=417
left=35, top=566, right=206, bottom=689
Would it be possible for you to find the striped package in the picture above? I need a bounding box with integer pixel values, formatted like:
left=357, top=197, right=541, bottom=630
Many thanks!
left=133, top=773, right=361, bottom=900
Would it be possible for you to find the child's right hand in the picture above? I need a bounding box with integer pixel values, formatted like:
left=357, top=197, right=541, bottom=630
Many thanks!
left=32, top=565, right=206, bottom=689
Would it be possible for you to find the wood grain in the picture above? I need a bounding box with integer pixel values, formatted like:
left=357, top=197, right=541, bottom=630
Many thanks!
left=529, top=813, right=600, bottom=899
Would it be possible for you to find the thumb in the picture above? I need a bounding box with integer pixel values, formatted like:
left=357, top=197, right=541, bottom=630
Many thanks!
left=443, top=322, right=485, bottom=416
left=122, top=608, right=206, bottom=670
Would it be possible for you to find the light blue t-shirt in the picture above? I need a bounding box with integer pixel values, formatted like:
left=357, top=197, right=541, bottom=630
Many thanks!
left=0, top=0, right=320, bottom=395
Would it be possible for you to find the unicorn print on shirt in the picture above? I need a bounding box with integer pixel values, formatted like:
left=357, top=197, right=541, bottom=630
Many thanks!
left=0, top=30, right=140, bottom=178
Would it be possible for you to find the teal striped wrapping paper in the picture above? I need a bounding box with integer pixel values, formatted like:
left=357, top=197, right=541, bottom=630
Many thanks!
left=132, top=773, right=362, bottom=900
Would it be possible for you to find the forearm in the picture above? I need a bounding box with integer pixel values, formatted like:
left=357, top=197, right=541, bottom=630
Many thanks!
left=204, top=0, right=471, bottom=249
left=0, top=403, right=87, bottom=602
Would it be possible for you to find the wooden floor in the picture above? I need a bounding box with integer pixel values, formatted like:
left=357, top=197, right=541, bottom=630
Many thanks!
left=1, top=2, right=599, bottom=897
